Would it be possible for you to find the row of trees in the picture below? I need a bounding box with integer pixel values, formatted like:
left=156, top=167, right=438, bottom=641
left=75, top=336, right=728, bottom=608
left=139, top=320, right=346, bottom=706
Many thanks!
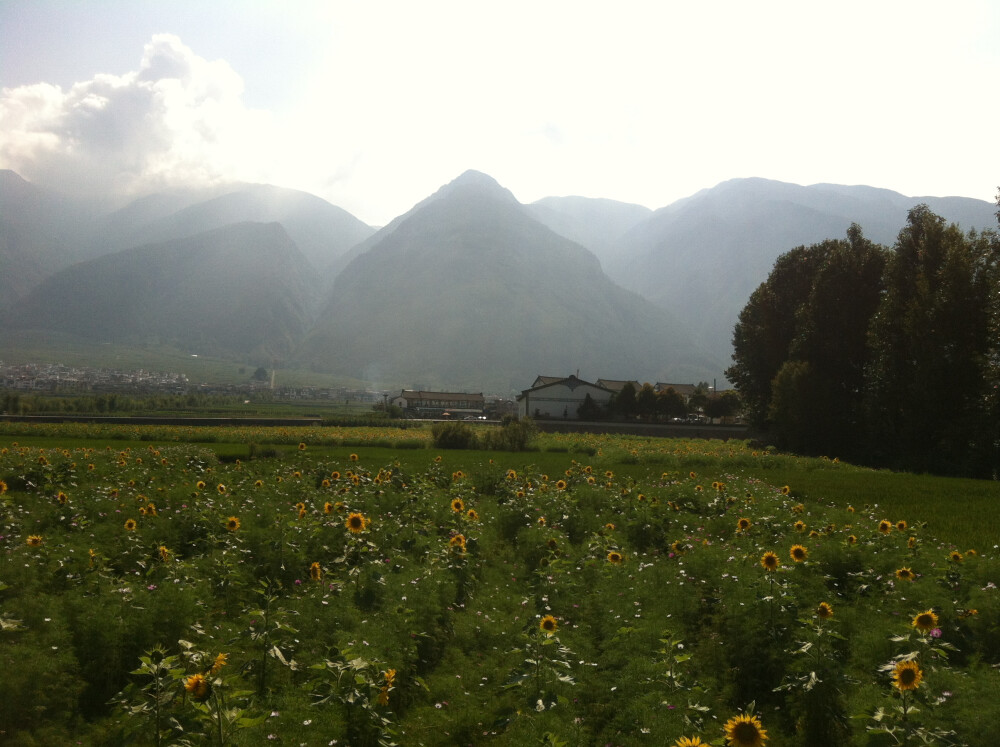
left=578, top=382, right=741, bottom=423
left=727, top=200, right=1000, bottom=478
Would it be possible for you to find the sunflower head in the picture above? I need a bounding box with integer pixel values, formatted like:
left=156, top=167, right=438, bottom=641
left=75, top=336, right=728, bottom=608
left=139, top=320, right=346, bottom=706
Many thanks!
left=760, top=551, right=780, bottom=571
left=912, top=610, right=939, bottom=632
left=210, top=652, right=228, bottom=674
left=674, top=738, right=706, bottom=747
left=607, top=550, right=624, bottom=564
left=949, top=551, right=963, bottom=563
left=896, top=520, right=908, bottom=532
left=555, top=479, right=567, bottom=490
left=790, top=544, right=808, bottom=562
left=346, top=512, right=368, bottom=533
left=450, top=497, right=465, bottom=513
left=124, top=518, right=137, bottom=531
left=896, top=567, right=915, bottom=582
left=723, top=712, right=768, bottom=747
left=878, top=519, right=892, bottom=534
left=793, top=520, right=806, bottom=532
left=892, top=659, right=923, bottom=691
left=309, top=562, right=322, bottom=581
left=737, top=517, right=751, bottom=532
left=226, top=516, right=241, bottom=532
left=26, top=534, right=43, bottom=547
left=539, top=615, right=558, bottom=635
left=816, top=602, right=834, bottom=619
left=466, top=508, right=479, bottom=521
left=184, top=673, right=211, bottom=700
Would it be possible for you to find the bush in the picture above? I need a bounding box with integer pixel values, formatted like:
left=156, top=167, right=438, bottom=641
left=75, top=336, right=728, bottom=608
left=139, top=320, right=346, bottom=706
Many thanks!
left=479, top=417, right=538, bottom=451
left=431, top=421, right=479, bottom=449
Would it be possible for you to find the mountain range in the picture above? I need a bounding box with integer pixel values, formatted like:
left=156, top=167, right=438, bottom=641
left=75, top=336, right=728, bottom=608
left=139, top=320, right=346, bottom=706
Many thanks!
left=1, top=168, right=996, bottom=392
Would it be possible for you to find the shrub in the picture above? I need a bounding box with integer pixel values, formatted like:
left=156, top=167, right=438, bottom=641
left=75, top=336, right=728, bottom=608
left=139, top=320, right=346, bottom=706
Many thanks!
left=431, top=421, right=479, bottom=449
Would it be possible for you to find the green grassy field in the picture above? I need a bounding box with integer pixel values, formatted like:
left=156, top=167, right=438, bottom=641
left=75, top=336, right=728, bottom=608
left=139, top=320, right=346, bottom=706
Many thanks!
left=1, top=424, right=997, bottom=745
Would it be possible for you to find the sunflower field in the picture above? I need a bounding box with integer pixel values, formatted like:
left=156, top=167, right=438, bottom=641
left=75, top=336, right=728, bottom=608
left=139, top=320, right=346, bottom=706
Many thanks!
left=1, top=427, right=998, bottom=746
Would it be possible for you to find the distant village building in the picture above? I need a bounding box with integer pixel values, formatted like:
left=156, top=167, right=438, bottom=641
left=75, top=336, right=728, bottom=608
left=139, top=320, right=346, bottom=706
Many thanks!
left=517, top=374, right=614, bottom=419
left=595, top=378, right=641, bottom=394
left=391, top=390, right=485, bottom=417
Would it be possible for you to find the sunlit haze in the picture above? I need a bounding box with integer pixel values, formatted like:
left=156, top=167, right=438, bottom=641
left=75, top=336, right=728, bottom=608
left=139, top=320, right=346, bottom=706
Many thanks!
left=2, top=0, right=997, bottom=225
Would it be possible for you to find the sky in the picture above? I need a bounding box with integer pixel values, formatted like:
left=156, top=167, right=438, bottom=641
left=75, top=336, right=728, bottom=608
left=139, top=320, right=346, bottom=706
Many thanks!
left=1, top=0, right=998, bottom=226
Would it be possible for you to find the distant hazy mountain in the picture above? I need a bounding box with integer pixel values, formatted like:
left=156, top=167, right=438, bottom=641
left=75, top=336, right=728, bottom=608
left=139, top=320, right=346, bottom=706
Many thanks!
left=602, top=178, right=999, bottom=369
left=89, top=183, right=375, bottom=271
left=527, top=196, right=652, bottom=267
left=5, top=222, right=320, bottom=358
left=0, top=170, right=92, bottom=304
left=302, top=171, right=718, bottom=391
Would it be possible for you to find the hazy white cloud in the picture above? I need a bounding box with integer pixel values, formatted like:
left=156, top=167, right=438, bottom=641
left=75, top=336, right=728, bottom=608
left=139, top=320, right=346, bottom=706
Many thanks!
left=0, top=35, right=276, bottom=204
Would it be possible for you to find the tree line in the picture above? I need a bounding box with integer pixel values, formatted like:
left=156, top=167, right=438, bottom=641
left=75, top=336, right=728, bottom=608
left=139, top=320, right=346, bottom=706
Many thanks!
left=727, top=199, right=1000, bottom=478
left=577, top=382, right=741, bottom=422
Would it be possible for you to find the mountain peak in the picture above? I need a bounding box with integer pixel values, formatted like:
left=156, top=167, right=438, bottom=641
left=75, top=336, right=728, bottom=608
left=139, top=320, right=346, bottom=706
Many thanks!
left=431, top=170, right=519, bottom=206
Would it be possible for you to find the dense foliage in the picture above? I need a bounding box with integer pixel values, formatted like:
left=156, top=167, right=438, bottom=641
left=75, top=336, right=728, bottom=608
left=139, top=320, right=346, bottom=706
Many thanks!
left=728, top=204, right=1000, bottom=477
left=1, top=428, right=998, bottom=745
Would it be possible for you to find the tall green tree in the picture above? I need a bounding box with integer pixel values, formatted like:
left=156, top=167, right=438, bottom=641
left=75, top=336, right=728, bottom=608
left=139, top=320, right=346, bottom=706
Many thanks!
left=865, top=206, right=993, bottom=474
left=727, top=244, right=836, bottom=427
left=782, top=226, right=887, bottom=457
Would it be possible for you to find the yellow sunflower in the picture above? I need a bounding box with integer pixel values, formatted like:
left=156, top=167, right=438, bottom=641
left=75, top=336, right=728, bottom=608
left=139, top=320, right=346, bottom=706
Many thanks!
left=790, top=544, right=808, bottom=562
left=159, top=545, right=170, bottom=562
left=793, top=520, right=806, bottom=532
left=737, top=517, right=752, bottom=532
left=466, top=508, right=479, bottom=521
left=723, top=713, right=768, bottom=746
left=878, top=519, right=892, bottom=534
left=539, top=615, right=558, bottom=635
left=896, top=567, right=915, bottom=582
left=184, top=673, right=210, bottom=700
left=949, top=551, right=963, bottom=563
left=760, top=551, right=780, bottom=571
left=349, top=453, right=359, bottom=461
left=210, top=652, right=228, bottom=674
left=216, top=483, right=226, bottom=494
left=607, top=550, right=624, bottom=564
left=780, top=485, right=790, bottom=495
left=309, top=562, right=322, bottom=581
left=674, top=738, right=705, bottom=747
left=451, top=497, right=465, bottom=513
left=555, top=479, right=568, bottom=490
left=226, top=516, right=241, bottom=532
left=124, top=518, right=137, bottom=531
left=892, top=659, right=923, bottom=691
left=847, top=534, right=858, bottom=545
left=26, top=534, right=43, bottom=547
left=896, top=520, right=908, bottom=532
left=912, top=610, right=938, bottom=632
left=346, top=512, right=368, bottom=533
left=816, top=602, right=834, bottom=619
